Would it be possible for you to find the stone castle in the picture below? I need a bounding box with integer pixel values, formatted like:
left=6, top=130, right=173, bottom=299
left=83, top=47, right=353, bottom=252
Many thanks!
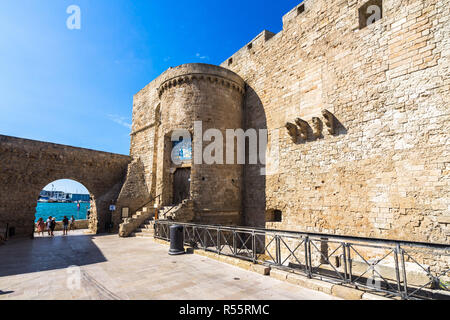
left=116, top=0, right=449, bottom=244
left=1, top=0, right=448, bottom=244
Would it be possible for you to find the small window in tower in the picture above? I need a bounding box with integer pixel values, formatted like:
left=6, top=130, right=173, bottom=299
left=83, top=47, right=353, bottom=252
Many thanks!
left=297, top=4, right=305, bottom=16
left=228, top=58, right=233, bottom=66
left=359, top=0, right=383, bottom=29
left=247, top=43, right=253, bottom=50
left=266, top=209, right=282, bottom=223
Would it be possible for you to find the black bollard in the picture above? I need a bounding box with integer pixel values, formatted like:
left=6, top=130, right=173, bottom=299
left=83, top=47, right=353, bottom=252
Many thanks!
left=169, top=225, right=185, bottom=255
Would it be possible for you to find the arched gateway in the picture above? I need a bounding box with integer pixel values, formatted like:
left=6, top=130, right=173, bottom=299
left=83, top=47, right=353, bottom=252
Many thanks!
left=0, top=135, right=131, bottom=237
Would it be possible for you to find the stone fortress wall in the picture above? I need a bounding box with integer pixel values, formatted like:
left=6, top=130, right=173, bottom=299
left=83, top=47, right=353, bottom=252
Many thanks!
left=0, top=135, right=130, bottom=236
left=119, top=0, right=449, bottom=244
left=2, top=0, right=447, bottom=244
left=219, top=0, right=450, bottom=243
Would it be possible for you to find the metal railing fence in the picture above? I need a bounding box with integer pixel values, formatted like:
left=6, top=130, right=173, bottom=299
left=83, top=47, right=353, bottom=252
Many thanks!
left=154, top=220, right=450, bottom=300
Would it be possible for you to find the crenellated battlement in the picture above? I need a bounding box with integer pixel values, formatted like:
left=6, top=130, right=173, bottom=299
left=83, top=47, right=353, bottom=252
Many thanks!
left=281, top=0, right=311, bottom=28
left=221, top=0, right=313, bottom=68
left=222, top=30, right=276, bottom=69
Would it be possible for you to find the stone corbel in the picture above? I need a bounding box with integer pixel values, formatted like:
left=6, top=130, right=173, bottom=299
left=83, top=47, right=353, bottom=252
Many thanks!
left=322, top=109, right=335, bottom=135
left=295, top=118, right=309, bottom=140
left=285, top=122, right=298, bottom=142
left=312, top=117, right=323, bottom=139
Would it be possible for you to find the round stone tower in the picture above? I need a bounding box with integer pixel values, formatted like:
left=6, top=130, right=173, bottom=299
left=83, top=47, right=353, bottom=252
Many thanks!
left=156, top=63, right=245, bottom=225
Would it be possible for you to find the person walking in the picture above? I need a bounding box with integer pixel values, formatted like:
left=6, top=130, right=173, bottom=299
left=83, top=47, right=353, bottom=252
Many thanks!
left=62, top=216, right=69, bottom=236
left=36, top=218, right=45, bottom=237
left=70, top=215, right=76, bottom=231
left=46, top=216, right=52, bottom=236
left=50, top=217, right=56, bottom=237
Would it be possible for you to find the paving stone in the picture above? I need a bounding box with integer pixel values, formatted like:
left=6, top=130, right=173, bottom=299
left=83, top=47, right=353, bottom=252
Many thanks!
left=0, top=232, right=338, bottom=300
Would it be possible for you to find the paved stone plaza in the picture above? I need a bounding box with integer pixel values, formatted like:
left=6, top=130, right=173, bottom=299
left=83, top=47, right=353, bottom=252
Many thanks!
left=0, top=231, right=338, bottom=300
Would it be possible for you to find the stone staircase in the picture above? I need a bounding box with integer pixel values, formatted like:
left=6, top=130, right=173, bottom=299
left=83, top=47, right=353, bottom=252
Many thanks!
left=130, top=205, right=175, bottom=238
left=131, top=218, right=155, bottom=238
left=119, top=206, right=155, bottom=238
left=132, top=207, right=153, bottom=219
left=163, top=200, right=195, bottom=222
left=129, top=206, right=171, bottom=238
left=129, top=202, right=194, bottom=238
left=120, top=200, right=195, bottom=238
left=159, top=206, right=177, bottom=218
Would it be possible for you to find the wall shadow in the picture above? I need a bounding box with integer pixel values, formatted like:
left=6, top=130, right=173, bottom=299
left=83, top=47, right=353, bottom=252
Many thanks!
left=334, top=116, right=348, bottom=136
left=243, top=86, right=267, bottom=229
left=0, top=232, right=107, bottom=278
left=0, top=290, right=14, bottom=296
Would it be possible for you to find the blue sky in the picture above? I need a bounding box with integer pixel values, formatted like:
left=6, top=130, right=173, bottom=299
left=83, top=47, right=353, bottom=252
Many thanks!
left=1, top=0, right=302, bottom=192
left=43, top=179, right=89, bottom=194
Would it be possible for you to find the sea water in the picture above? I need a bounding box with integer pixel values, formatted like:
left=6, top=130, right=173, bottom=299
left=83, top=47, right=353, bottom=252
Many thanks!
left=35, top=203, right=90, bottom=222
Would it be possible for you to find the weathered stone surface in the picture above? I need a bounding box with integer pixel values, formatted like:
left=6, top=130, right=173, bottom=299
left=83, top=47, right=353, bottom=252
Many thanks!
left=250, top=264, right=271, bottom=276
left=350, top=258, right=431, bottom=287
left=220, top=0, right=450, bottom=245
left=0, top=135, right=130, bottom=236
left=165, top=200, right=195, bottom=222
left=331, top=285, right=364, bottom=300
left=117, top=0, right=449, bottom=248
left=362, top=293, right=393, bottom=300
left=0, top=232, right=338, bottom=300
left=286, top=273, right=335, bottom=295
left=119, top=209, right=154, bottom=238
left=270, top=268, right=290, bottom=281
left=3, top=0, right=447, bottom=275
left=438, top=217, right=450, bottom=225
left=116, top=63, right=246, bottom=226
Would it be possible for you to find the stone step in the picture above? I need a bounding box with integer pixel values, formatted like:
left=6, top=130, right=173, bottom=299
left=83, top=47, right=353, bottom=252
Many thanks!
left=139, top=224, right=154, bottom=230
left=136, top=228, right=154, bottom=234
left=132, top=212, right=144, bottom=219
left=131, top=212, right=155, bottom=220
left=131, top=232, right=154, bottom=238
left=158, top=206, right=177, bottom=218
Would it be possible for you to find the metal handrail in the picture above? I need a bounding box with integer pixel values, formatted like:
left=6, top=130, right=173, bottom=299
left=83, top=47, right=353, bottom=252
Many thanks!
left=135, top=194, right=161, bottom=215
left=161, top=203, right=180, bottom=219
left=154, top=221, right=449, bottom=250
left=154, top=220, right=450, bottom=300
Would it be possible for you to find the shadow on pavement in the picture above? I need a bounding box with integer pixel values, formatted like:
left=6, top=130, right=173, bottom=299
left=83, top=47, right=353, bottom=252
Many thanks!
left=0, top=230, right=109, bottom=277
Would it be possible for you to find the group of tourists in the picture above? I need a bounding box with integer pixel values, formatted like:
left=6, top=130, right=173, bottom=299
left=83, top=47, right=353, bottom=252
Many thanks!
left=35, top=216, right=76, bottom=237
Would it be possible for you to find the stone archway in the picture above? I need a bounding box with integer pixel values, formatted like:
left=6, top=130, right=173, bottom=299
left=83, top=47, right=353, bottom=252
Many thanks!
left=0, top=135, right=131, bottom=237
left=34, top=179, right=95, bottom=235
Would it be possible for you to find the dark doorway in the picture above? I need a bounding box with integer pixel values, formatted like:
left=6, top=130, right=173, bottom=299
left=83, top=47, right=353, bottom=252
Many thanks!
left=173, top=168, right=191, bottom=205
